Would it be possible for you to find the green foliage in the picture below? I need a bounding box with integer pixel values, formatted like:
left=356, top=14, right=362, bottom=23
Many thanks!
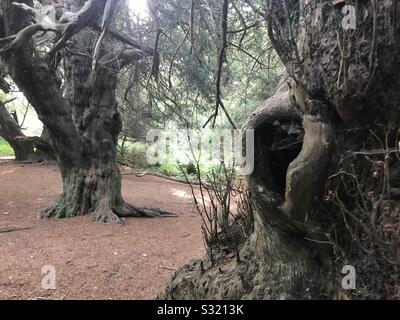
left=155, top=162, right=182, bottom=176
left=114, top=0, right=284, bottom=177
left=156, top=161, right=218, bottom=179
left=118, top=139, right=150, bottom=169
left=0, top=138, right=14, bottom=156
left=1, top=87, right=42, bottom=136
left=117, top=0, right=283, bottom=135
left=117, top=136, right=223, bottom=178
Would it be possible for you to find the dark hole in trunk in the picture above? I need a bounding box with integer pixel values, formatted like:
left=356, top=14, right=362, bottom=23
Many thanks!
left=254, top=121, right=304, bottom=195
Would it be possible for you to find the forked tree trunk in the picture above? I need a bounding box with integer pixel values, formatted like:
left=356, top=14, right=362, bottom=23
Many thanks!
left=0, top=0, right=167, bottom=222
left=41, top=52, right=162, bottom=221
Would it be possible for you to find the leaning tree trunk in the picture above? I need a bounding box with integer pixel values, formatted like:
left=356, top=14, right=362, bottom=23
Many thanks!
left=0, top=99, right=36, bottom=161
left=0, top=0, right=167, bottom=222
left=164, top=0, right=400, bottom=299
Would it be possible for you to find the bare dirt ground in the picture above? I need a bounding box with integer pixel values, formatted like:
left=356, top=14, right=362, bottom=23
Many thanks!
left=0, top=161, right=204, bottom=300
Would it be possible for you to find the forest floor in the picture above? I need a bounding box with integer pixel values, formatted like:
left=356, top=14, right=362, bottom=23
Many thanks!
left=0, top=160, right=204, bottom=300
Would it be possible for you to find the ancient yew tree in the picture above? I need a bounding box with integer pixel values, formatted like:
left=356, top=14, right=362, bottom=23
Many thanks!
left=1, top=0, right=399, bottom=299
left=0, top=0, right=167, bottom=222
left=165, top=0, right=400, bottom=299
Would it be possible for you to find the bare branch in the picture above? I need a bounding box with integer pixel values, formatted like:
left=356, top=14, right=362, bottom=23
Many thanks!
left=0, top=23, right=42, bottom=53
left=91, top=25, right=154, bottom=55
left=92, top=0, right=121, bottom=71
left=0, top=76, right=10, bottom=93
left=0, top=2, right=63, bottom=53
left=147, top=28, right=162, bottom=84
left=203, top=0, right=236, bottom=129
left=49, top=0, right=107, bottom=59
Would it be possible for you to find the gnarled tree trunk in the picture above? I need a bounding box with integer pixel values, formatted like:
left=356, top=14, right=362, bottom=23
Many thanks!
left=164, top=0, right=400, bottom=299
left=0, top=0, right=167, bottom=222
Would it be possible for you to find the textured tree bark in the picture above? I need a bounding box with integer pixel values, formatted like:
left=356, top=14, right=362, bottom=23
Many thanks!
left=0, top=0, right=167, bottom=222
left=34, top=128, right=56, bottom=162
left=164, top=0, right=400, bottom=299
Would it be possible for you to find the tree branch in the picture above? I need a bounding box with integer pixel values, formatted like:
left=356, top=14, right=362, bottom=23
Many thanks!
left=90, top=24, right=154, bottom=55
left=203, top=0, right=236, bottom=129
left=0, top=0, right=107, bottom=59
left=92, top=0, right=121, bottom=71
left=0, top=0, right=83, bottom=164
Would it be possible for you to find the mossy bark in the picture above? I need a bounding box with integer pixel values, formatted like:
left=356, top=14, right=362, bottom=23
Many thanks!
left=164, top=0, right=400, bottom=299
left=163, top=88, right=331, bottom=300
left=40, top=161, right=164, bottom=222
left=1, top=0, right=167, bottom=221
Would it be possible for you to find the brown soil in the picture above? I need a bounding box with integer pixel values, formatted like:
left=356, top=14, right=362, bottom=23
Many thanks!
left=0, top=161, right=204, bottom=300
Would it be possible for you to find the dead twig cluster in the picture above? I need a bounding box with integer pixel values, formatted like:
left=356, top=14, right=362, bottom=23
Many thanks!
left=180, top=159, right=253, bottom=266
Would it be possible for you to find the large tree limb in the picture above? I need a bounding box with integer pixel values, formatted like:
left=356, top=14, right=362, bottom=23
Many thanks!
left=0, top=23, right=43, bottom=53
left=97, top=47, right=152, bottom=71
left=0, top=2, right=63, bottom=53
left=0, top=0, right=83, bottom=166
left=0, top=0, right=107, bottom=57
left=1, top=1, right=154, bottom=70
left=92, top=0, right=121, bottom=71
left=0, top=74, right=10, bottom=93
left=49, top=0, right=107, bottom=58
left=91, top=24, right=154, bottom=55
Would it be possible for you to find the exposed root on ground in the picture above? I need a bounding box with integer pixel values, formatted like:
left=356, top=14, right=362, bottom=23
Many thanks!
left=39, top=199, right=176, bottom=222
left=114, top=202, right=177, bottom=218
left=0, top=226, right=33, bottom=234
